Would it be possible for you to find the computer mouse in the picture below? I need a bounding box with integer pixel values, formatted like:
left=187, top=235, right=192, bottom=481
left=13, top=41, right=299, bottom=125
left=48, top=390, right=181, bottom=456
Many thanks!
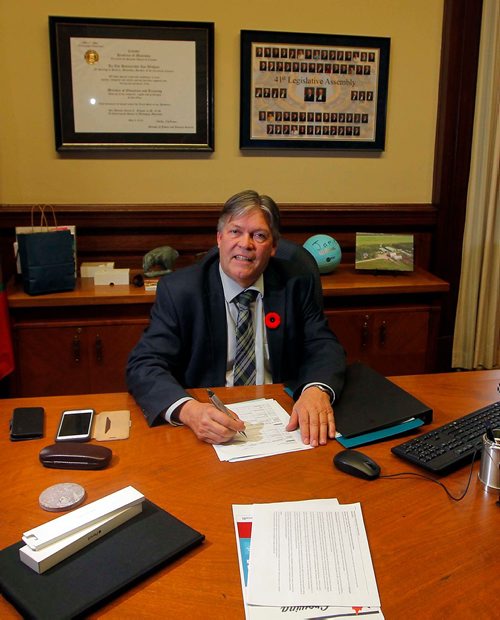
left=333, top=449, right=381, bottom=480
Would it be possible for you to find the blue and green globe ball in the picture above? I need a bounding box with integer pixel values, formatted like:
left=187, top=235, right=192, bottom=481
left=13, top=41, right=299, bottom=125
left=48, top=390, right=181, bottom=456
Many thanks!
left=303, top=234, right=342, bottom=274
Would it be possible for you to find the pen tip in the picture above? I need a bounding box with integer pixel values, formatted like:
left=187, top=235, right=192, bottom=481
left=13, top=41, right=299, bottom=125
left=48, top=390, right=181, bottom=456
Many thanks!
left=206, top=388, right=214, bottom=397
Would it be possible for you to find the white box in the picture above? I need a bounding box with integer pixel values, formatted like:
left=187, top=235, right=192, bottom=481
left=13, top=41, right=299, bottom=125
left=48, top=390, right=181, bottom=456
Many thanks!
left=23, top=486, right=144, bottom=551
left=81, top=262, right=114, bottom=278
left=20, top=503, right=142, bottom=574
left=93, top=269, right=130, bottom=286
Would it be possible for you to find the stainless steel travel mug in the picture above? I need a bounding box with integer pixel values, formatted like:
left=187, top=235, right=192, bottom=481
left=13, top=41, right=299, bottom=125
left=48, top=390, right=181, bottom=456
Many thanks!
left=478, top=429, right=500, bottom=493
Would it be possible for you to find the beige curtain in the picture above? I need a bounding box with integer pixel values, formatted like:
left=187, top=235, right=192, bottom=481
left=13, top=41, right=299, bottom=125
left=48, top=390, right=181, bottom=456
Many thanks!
left=452, top=0, right=500, bottom=370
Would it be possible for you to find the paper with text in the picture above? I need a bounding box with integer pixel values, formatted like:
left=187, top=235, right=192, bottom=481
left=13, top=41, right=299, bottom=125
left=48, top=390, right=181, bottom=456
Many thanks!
left=233, top=501, right=383, bottom=619
left=213, top=399, right=311, bottom=462
left=247, top=501, right=380, bottom=608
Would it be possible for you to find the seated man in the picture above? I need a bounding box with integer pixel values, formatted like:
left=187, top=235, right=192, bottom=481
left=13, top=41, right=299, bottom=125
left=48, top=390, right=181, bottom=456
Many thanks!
left=126, top=190, right=346, bottom=446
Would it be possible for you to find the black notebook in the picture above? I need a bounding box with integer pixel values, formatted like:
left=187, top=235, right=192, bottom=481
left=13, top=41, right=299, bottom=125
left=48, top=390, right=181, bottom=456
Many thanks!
left=334, top=362, right=433, bottom=438
left=0, top=499, right=204, bottom=620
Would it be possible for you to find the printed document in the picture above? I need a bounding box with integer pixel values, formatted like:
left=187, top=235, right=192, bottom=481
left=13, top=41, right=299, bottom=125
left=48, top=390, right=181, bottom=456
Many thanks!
left=213, top=399, right=312, bottom=462
left=232, top=499, right=382, bottom=616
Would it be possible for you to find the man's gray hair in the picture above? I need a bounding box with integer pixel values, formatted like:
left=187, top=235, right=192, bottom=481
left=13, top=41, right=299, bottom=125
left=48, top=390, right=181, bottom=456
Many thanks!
left=217, top=190, right=281, bottom=241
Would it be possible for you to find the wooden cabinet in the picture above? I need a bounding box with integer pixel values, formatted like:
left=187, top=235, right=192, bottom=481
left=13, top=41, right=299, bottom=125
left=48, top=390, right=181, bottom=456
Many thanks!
left=7, top=266, right=449, bottom=397
left=320, top=265, right=449, bottom=376
left=326, top=306, right=432, bottom=375
left=7, top=279, right=154, bottom=397
left=14, top=321, right=147, bottom=396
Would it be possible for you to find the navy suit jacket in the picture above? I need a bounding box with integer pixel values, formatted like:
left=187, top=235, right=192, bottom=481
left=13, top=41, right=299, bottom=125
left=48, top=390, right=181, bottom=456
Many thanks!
left=126, top=250, right=345, bottom=426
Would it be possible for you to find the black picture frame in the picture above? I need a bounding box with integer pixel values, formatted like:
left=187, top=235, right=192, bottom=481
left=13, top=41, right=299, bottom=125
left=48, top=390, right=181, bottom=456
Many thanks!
left=49, top=16, right=214, bottom=152
left=240, top=30, right=390, bottom=151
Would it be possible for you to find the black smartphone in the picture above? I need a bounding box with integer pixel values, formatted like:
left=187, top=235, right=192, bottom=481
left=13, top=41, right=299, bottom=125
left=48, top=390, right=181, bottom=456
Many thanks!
left=10, top=407, right=45, bottom=441
left=55, top=409, right=95, bottom=442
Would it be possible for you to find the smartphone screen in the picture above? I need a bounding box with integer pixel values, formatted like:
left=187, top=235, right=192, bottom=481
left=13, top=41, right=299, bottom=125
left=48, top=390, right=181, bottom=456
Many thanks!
left=55, top=409, right=94, bottom=442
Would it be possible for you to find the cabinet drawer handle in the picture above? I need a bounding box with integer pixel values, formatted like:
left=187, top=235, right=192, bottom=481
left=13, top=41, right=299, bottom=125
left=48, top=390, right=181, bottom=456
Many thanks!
left=72, top=334, right=81, bottom=363
left=379, top=321, right=387, bottom=346
left=361, top=316, right=370, bottom=349
left=95, top=334, right=103, bottom=362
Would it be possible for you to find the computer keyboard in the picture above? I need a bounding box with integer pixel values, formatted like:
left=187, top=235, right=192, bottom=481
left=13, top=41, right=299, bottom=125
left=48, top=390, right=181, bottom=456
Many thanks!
left=391, top=400, right=500, bottom=474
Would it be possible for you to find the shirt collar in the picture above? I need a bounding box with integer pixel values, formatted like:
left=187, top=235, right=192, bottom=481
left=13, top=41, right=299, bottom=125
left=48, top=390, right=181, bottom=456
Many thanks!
left=218, top=264, right=264, bottom=304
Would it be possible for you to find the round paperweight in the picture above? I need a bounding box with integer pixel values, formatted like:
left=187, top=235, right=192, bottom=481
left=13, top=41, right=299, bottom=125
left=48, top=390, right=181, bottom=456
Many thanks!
left=39, top=482, right=86, bottom=512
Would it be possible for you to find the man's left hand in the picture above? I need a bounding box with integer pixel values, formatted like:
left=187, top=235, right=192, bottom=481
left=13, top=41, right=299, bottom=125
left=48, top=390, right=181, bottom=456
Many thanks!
left=286, top=386, right=335, bottom=447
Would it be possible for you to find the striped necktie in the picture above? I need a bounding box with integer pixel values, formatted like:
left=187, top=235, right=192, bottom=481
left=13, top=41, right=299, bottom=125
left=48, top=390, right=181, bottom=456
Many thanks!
left=233, top=289, right=258, bottom=385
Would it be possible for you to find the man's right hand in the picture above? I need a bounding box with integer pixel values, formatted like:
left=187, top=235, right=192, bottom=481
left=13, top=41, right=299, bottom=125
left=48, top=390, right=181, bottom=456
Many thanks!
left=176, top=399, right=246, bottom=444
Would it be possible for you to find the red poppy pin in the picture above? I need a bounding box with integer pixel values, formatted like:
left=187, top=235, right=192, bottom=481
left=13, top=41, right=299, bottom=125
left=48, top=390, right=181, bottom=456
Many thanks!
left=265, top=312, right=281, bottom=329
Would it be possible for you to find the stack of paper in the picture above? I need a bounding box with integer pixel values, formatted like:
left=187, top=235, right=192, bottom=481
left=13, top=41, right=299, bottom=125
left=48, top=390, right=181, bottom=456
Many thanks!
left=233, top=499, right=384, bottom=619
left=213, top=399, right=312, bottom=462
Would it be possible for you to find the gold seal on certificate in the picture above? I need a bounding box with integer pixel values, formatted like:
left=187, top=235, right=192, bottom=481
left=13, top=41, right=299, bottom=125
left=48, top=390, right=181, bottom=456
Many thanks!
left=84, top=49, right=99, bottom=64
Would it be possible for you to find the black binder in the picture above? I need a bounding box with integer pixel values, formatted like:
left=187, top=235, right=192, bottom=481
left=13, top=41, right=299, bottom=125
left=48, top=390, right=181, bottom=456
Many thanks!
left=0, top=499, right=204, bottom=620
left=334, top=362, right=433, bottom=438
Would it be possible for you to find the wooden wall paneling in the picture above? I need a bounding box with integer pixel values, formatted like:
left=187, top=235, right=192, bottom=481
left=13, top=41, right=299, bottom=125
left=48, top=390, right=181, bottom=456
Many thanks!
left=432, top=0, right=484, bottom=369
left=0, top=203, right=438, bottom=279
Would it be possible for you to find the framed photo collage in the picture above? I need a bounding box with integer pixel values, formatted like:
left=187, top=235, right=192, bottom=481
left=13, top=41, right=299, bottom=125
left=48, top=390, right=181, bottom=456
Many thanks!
left=240, top=30, right=390, bottom=151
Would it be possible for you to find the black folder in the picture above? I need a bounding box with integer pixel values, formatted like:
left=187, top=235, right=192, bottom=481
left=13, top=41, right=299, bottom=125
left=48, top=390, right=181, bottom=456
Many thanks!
left=0, top=499, right=204, bottom=620
left=334, top=362, right=433, bottom=438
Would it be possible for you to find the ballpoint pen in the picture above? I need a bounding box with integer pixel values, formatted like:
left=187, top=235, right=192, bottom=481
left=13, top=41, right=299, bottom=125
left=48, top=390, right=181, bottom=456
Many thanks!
left=206, top=389, right=247, bottom=438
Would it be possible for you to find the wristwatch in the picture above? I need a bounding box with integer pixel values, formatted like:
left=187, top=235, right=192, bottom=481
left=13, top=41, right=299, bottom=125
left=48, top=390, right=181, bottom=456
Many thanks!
left=314, top=384, right=335, bottom=403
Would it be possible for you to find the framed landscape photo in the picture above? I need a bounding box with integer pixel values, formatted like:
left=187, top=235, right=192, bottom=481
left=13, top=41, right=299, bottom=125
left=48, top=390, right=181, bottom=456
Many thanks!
left=355, top=233, right=414, bottom=272
left=240, top=30, right=390, bottom=151
left=49, top=16, right=214, bottom=152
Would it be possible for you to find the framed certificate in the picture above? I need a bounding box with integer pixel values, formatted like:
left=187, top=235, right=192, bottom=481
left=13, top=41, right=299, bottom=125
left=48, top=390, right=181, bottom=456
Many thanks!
left=240, top=30, right=390, bottom=151
left=49, top=16, right=214, bottom=152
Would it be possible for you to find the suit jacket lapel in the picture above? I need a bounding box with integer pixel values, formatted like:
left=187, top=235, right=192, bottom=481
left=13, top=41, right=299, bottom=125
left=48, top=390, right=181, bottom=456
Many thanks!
left=204, top=259, right=228, bottom=384
left=263, top=265, right=285, bottom=383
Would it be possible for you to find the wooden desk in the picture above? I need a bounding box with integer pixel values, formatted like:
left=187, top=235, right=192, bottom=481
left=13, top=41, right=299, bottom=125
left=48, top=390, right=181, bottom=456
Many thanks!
left=0, top=371, right=498, bottom=619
